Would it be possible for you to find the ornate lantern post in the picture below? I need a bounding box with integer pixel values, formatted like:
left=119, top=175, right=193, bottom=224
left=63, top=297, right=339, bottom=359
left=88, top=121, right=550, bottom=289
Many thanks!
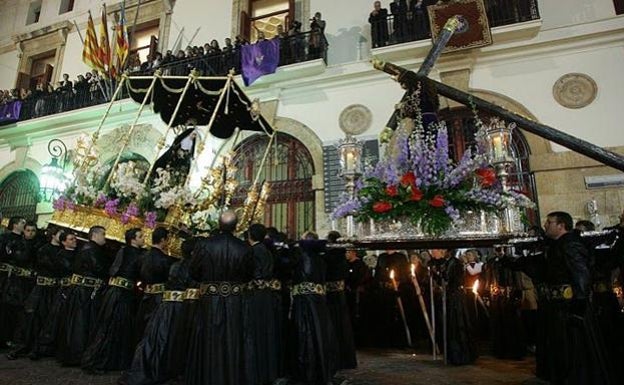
left=39, top=139, right=69, bottom=202
left=338, top=135, right=363, bottom=237
left=483, top=119, right=523, bottom=233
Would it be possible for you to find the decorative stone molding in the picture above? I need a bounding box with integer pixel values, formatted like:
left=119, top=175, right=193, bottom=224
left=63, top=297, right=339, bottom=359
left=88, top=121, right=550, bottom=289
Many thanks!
left=552, top=73, right=598, bottom=109
left=339, top=104, right=372, bottom=135
left=97, top=123, right=162, bottom=164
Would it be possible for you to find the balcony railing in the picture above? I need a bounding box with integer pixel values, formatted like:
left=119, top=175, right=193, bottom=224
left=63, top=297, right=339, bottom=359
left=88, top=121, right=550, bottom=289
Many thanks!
left=370, top=0, right=540, bottom=48
left=0, top=30, right=328, bottom=126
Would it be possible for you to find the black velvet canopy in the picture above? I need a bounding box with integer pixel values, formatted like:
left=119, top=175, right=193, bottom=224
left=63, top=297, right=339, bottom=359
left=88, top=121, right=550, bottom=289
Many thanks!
left=125, top=76, right=272, bottom=139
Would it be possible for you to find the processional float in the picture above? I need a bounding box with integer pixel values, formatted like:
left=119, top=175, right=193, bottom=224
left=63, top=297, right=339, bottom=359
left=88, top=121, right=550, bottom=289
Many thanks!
left=49, top=69, right=275, bottom=256
left=332, top=0, right=624, bottom=364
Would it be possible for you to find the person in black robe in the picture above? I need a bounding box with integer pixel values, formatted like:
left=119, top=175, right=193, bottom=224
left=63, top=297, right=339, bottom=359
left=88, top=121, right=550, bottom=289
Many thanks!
left=8, top=226, right=63, bottom=359
left=325, top=231, right=357, bottom=370
left=243, top=223, right=283, bottom=385
left=135, top=227, right=176, bottom=341
left=483, top=247, right=525, bottom=360
left=120, top=238, right=197, bottom=385
left=186, top=210, right=253, bottom=385
left=369, top=1, right=389, bottom=48
left=36, top=231, right=77, bottom=357
left=390, top=0, right=409, bottom=43
left=345, top=249, right=372, bottom=347
left=82, top=228, right=144, bottom=373
left=3, top=220, right=38, bottom=355
left=289, top=232, right=337, bottom=385
left=0, top=216, right=26, bottom=347
left=57, top=226, right=109, bottom=366
left=532, top=212, right=615, bottom=383
left=430, top=249, right=478, bottom=366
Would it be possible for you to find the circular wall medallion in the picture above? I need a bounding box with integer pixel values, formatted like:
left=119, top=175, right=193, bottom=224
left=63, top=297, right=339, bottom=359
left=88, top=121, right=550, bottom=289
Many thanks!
left=339, top=104, right=372, bottom=135
left=552, top=73, right=597, bottom=109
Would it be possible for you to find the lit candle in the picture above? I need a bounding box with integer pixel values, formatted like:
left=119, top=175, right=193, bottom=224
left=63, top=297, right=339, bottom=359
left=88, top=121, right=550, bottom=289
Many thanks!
left=492, top=136, right=504, bottom=159
left=389, top=269, right=398, bottom=291
left=410, top=264, right=416, bottom=278
left=346, top=152, right=355, bottom=171
left=472, top=279, right=479, bottom=295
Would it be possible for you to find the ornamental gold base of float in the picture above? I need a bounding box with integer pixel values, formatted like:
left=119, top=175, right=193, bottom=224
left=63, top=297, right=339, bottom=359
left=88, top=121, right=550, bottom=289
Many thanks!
left=355, top=209, right=524, bottom=242
left=49, top=205, right=184, bottom=257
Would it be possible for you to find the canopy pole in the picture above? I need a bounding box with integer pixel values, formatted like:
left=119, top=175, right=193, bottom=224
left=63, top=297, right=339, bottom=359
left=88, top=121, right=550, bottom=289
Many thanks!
left=194, top=74, right=233, bottom=162
left=105, top=73, right=159, bottom=188
left=76, top=75, right=127, bottom=176
left=143, top=70, right=198, bottom=186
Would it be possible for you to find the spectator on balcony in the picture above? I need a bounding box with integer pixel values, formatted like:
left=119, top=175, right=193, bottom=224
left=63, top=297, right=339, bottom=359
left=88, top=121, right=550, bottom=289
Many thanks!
left=369, top=1, right=389, bottom=48
left=308, top=12, right=326, bottom=60
left=234, top=35, right=249, bottom=49
left=288, top=20, right=304, bottom=63
left=74, top=75, right=88, bottom=107
left=390, top=0, right=409, bottom=43
left=162, top=50, right=175, bottom=65
left=277, top=24, right=289, bottom=65
left=209, top=39, right=221, bottom=54
left=223, top=37, right=236, bottom=73
left=33, top=82, right=51, bottom=118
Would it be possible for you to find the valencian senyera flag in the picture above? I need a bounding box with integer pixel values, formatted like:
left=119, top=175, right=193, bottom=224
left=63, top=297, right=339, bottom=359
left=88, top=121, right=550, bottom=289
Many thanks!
left=98, top=4, right=111, bottom=75
left=241, top=38, right=280, bottom=86
left=114, top=1, right=130, bottom=75
left=83, top=11, right=104, bottom=73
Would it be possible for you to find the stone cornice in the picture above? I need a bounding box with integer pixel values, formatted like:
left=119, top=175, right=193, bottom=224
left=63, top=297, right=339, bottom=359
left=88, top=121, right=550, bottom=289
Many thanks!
left=12, top=20, right=73, bottom=44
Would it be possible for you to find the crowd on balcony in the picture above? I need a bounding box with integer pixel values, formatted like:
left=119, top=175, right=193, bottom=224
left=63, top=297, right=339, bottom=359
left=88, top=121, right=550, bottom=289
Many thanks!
left=368, top=0, right=540, bottom=49
left=0, top=15, right=328, bottom=125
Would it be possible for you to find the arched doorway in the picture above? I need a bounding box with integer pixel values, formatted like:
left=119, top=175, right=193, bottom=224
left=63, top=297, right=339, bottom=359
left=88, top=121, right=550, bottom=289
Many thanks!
left=232, top=132, right=315, bottom=240
left=439, top=107, right=539, bottom=224
left=0, top=170, right=40, bottom=221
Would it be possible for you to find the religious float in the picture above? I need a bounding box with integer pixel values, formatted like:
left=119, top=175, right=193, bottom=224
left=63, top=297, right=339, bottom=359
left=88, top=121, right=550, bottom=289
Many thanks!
left=48, top=70, right=275, bottom=256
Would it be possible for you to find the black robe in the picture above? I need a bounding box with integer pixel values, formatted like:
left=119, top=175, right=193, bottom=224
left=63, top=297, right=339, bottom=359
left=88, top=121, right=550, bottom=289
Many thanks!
left=244, top=242, right=283, bottom=385
left=9, top=242, right=61, bottom=357
left=135, top=247, right=176, bottom=340
left=368, top=7, right=389, bottom=48
left=121, top=258, right=195, bottom=385
left=82, top=246, right=142, bottom=372
left=325, top=247, right=357, bottom=370
left=484, top=256, right=525, bottom=359
left=58, top=241, right=110, bottom=365
left=185, top=231, right=253, bottom=385
left=289, top=240, right=337, bottom=385
left=532, top=232, right=615, bottom=384
left=36, top=248, right=76, bottom=356
left=0, top=231, right=27, bottom=345
left=345, top=257, right=372, bottom=347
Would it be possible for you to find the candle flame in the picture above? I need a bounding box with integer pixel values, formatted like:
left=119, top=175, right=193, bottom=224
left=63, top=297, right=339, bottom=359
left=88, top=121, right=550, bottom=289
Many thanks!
left=410, top=264, right=415, bottom=277
left=472, top=279, right=479, bottom=295
left=390, top=269, right=395, bottom=280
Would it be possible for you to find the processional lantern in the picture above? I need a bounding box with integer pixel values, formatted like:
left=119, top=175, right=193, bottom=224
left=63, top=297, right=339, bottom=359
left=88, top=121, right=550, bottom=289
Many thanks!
left=40, top=139, right=69, bottom=202
left=484, top=119, right=515, bottom=166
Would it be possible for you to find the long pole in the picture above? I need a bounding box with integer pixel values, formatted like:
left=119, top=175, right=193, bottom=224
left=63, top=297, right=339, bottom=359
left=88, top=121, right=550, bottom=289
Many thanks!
left=429, top=267, right=436, bottom=360
left=106, top=74, right=158, bottom=187
left=73, top=20, right=85, bottom=44
left=76, top=75, right=127, bottom=175
left=390, top=272, right=413, bottom=348
left=442, top=279, right=447, bottom=365
left=410, top=267, right=440, bottom=356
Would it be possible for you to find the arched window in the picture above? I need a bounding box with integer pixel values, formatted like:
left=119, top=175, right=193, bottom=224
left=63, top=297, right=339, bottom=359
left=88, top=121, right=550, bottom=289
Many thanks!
left=439, top=107, right=539, bottom=224
left=232, top=132, right=315, bottom=240
left=0, top=170, right=40, bottom=221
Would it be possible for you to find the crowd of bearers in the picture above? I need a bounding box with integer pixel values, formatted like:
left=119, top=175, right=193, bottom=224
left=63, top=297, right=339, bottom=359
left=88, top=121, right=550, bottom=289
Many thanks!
left=0, top=212, right=357, bottom=385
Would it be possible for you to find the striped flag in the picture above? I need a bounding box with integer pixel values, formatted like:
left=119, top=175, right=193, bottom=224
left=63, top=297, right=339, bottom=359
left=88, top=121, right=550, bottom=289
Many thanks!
left=114, top=1, right=130, bottom=73
left=98, top=4, right=111, bottom=75
left=82, top=11, right=104, bottom=73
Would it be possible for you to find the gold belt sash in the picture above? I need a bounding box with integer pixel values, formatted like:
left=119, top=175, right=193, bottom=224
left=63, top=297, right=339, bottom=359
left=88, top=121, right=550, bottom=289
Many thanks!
left=71, top=274, right=103, bottom=288
left=163, top=290, right=185, bottom=302
left=36, top=276, right=57, bottom=286
left=0, top=263, right=13, bottom=273
left=199, top=282, right=244, bottom=297
left=247, top=279, right=282, bottom=291
left=326, top=280, right=345, bottom=293
left=538, top=284, right=573, bottom=300
left=12, top=266, right=35, bottom=278
left=59, top=277, right=72, bottom=286
left=109, top=276, right=135, bottom=290
left=593, top=282, right=610, bottom=293
left=490, top=285, right=513, bottom=297
left=184, top=288, right=200, bottom=300
left=292, top=282, right=326, bottom=296
left=145, top=283, right=166, bottom=294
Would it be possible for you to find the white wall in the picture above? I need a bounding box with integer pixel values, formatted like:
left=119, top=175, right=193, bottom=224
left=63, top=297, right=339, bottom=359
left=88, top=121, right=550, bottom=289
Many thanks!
left=539, top=0, right=617, bottom=30
left=471, top=43, right=624, bottom=151
left=169, top=0, right=234, bottom=51
left=0, top=50, right=19, bottom=89
left=60, top=30, right=92, bottom=79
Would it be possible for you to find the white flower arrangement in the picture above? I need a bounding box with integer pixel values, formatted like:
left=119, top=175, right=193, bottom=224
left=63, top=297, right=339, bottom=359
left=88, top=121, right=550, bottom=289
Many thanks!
left=110, top=161, right=146, bottom=200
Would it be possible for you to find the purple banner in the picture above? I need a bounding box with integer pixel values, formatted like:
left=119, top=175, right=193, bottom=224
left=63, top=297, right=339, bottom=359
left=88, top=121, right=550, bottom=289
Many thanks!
left=0, top=100, right=22, bottom=124
left=241, top=39, right=280, bottom=86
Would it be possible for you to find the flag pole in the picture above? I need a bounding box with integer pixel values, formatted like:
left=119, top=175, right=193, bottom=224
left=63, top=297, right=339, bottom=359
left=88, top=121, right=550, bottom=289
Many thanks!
left=73, top=20, right=85, bottom=44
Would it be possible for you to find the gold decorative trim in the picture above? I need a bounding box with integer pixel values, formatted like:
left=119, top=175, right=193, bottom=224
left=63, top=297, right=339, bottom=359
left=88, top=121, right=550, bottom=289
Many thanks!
left=427, top=0, right=492, bottom=53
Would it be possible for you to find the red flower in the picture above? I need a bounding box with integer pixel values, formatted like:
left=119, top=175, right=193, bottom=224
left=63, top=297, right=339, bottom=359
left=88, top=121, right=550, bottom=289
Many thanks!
left=372, top=201, right=393, bottom=213
left=475, top=168, right=496, bottom=188
left=400, top=171, right=417, bottom=187
left=410, top=187, right=424, bottom=201
left=429, top=195, right=445, bottom=208
left=385, top=185, right=398, bottom=197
